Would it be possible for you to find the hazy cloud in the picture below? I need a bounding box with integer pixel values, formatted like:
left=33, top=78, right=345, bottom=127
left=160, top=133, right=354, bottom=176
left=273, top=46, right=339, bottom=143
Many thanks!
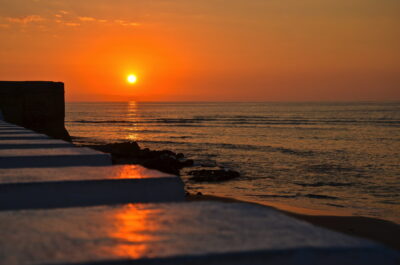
left=6, top=15, right=45, bottom=24
left=114, top=19, right=140, bottom=27
left=64, top=22, right=80, bottom=27
left=1, top=12, right=140, bottom=29
left=78, top=16, right=96, bottom=22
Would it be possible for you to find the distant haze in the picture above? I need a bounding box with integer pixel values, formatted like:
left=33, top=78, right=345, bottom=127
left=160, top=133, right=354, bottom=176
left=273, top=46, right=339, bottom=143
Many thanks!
left=0, top=0, right=399, bottom=101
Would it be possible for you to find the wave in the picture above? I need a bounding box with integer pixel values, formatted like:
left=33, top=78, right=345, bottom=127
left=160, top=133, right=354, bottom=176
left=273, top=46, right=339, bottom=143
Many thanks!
left=70, top=117, right=400, bottom=127
left=306, top=164, right=357, bottom=173
left=72, top=120, right=132, bottom=124
left=251, top=193, right=339, bottom=200
left=140, top=140, right=317, bottom=157
left=304, top=194, right=339, bottom=200
left=294, top=182, right=354, bottom=187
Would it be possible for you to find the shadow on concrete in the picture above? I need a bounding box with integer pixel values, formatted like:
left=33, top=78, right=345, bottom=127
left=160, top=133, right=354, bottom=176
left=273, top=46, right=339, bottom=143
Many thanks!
left=0, top=178, right=184, bottom=211
left=53, top=247, right=400, bottom=265
left=0, top=155, right=111, bottom=168
left=0, top=143, right=73, bottom=149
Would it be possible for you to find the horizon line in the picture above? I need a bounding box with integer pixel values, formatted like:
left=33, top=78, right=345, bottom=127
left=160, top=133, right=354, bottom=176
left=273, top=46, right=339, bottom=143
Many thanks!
left=65, top=100, right=400, bottom=103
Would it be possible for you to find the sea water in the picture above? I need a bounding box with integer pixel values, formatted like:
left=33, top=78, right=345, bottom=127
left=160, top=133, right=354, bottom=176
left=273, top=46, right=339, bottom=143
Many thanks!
left=66, top=102, right=400, bottom=223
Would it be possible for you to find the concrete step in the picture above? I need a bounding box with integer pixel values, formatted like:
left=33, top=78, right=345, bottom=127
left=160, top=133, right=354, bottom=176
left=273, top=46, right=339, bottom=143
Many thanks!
left=0, top=122, right=184, bottom=206
left=0, top=125, right=23, bottom=129
left=0, top=165, right=184, bottom=209
left=0, top=127, right=28, bottom=132
left=0, top=130, right=38, bottom=135
left=0, top=122, right=21, bottom=127
left=0, top=146, right=112, bottom=168
left=0, top=138, right=74, bottom=149
left=0, top=135, right=51, bottom=140
left=0, top=201, right=397, bottom=265
left=0, top=138, right=70, bottom=144
left=0, top=154, right=111, bottom=168
left=0, top=122, right=111, bottom=168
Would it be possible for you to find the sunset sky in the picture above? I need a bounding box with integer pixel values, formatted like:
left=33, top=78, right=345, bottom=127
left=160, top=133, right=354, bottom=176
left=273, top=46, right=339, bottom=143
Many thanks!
left=0, top=0, right=399, bottom=101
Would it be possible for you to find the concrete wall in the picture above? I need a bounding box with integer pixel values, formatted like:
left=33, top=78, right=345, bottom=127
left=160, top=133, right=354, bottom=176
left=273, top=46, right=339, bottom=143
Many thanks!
left=0, top=81, right=70, bottom=141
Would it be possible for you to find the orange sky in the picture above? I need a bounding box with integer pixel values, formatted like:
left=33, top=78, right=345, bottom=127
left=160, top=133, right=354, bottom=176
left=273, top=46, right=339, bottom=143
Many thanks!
left=0, top=0, right=399, bottom=101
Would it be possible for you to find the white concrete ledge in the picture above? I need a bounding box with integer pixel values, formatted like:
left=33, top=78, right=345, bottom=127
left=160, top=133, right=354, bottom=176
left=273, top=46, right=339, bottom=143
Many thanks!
left=0, top=178, right=184, bottom=210
left=0, top=154, right=112, bottom=168
left=0, top=139, right=72, bottom=145
left=0, top=165, right=184, bottom=209
left=0, top=142, right=111, bottom=168
left=0, top=130, right=38, bottom=135
left=0, top=138, right=74, bottom=149
left=0, top=165, right=175, bottom=183
left=0, top=147, right=103, bottom=156
left=0, top=134, right=51, bottom=140
left=0, top=202, right=397, bottom=265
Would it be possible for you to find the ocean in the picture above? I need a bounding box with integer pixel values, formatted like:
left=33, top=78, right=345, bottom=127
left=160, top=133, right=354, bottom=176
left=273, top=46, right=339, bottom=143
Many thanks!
left=65, top=102, right=400, bottom=223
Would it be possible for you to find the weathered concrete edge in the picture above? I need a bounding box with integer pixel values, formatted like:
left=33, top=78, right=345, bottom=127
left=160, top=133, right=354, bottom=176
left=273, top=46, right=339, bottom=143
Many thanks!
left=0, top=177, right=185, bottom=210
left=51, top=246, right=400, bottom=265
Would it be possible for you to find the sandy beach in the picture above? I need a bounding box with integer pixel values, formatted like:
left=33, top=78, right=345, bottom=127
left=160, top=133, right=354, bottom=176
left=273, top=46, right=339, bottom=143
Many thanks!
left=187, top=193, right=400, bottom=251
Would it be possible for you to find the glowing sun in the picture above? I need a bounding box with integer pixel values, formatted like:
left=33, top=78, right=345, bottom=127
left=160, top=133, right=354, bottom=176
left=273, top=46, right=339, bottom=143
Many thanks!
left=127, top=74, right=137, bottom=84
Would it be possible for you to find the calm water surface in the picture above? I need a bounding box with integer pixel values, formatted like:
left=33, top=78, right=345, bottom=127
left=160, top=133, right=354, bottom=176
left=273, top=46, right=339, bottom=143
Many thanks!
left=66, top=102, right=400, bottom=223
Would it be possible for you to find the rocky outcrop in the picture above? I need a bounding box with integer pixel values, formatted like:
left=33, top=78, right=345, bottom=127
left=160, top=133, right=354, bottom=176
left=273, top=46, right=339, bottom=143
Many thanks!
left=187, top=169, right=240, bottom=182
left=0, top=81, right=70, bottom=141
left=84, top=141, right=194, bottom=175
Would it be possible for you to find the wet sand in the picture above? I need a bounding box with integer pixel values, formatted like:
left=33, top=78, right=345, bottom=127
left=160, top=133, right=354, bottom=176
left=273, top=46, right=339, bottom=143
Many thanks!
left=186, top=194, right=400, bottom=251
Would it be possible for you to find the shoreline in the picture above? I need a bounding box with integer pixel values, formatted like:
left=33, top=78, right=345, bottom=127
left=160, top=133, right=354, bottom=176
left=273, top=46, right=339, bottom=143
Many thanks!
left=76, top=140, right=400, bottom=251
left=186, top=193, right=400, bottom=251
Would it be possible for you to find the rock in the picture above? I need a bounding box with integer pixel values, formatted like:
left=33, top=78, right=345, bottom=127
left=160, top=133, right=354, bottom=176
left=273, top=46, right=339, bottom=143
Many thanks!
left=142, top=155, right=181, bottom=175
left=83, top=141, right=194, bottom=175
left=188, top=169, right=240, bottom=182
left=100, top=142, right=140, bottom=156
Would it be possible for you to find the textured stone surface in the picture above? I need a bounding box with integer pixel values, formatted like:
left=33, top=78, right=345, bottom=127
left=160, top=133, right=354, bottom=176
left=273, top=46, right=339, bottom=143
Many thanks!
left=0, top=135, right=50, bottom=140
left=0, top=178, right=185, bottom=210
left=0, top=138, right=74, bottom=149
left=0, top=154, right=111, bottom=168
left=0, top=165, right=175, bottom=183
left=0, top=146, right=109, bottom=156
left=0, top=165, right=184, bottom=210
left=0, top=81, right=70, bottom=140
left=0, top=202, right=398, bottom=265
left=0, top=122, right=110, bottom=167
left=0, top=130, right=37, bottom=134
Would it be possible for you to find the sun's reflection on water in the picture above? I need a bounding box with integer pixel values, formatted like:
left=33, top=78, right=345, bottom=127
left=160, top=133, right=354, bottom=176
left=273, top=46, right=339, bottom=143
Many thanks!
left=126, top=101, right=139, bottom=141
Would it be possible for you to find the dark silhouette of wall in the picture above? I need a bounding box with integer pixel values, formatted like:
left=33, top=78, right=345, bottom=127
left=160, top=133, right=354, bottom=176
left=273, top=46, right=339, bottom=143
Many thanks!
left=0, top=81, right=71, bottom=141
